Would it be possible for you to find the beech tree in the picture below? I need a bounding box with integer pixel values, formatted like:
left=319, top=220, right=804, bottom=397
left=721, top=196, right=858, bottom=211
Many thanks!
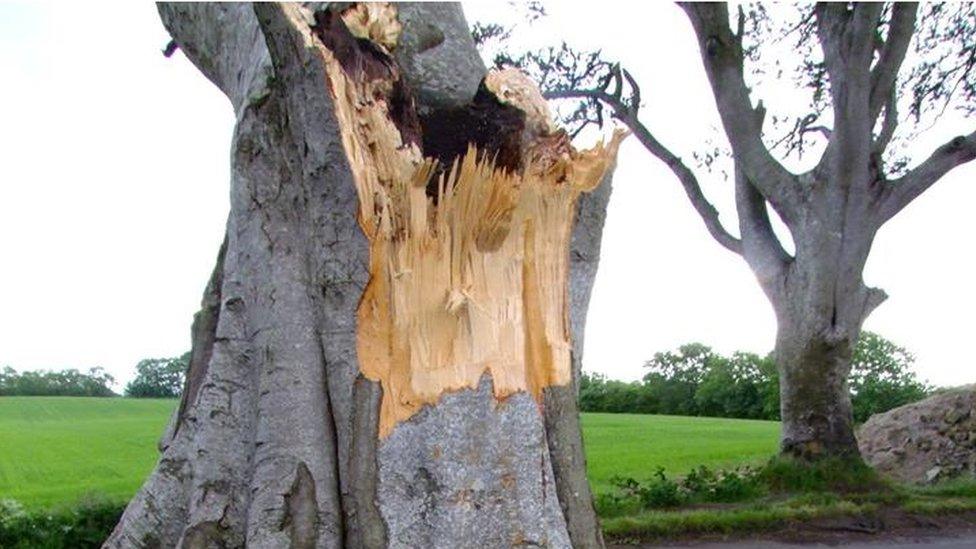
left=107, top=3, right=621, bottom=548
left=500, top=2, right=975, bottom=460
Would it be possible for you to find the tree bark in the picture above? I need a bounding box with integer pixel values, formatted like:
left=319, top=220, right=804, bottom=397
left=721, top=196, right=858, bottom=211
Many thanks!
left=541, top=171, right=615, bottom=549
left=107, top=3, right=618, bottom=547
left=776, top=327, right=858, bottom=459
left=734, top=164, right=874, bottom=460
left=683, top=3, right=895, bottom=461
left=773, top=305, right=861, bottom=459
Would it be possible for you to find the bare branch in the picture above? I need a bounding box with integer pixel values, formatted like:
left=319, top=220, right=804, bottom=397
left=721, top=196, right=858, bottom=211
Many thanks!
left=734, top=99, right=791, bottom=292
left=799, top=112, right=833, bottom=140
left=507, top=42, right=621, bottom=136
left=879, top=129, right=976, bottom=221
left=869, top=4, right=918, bottom=121
left=632, top=130, right=743, bottom=255
left=735, top=165, right=791, bottom=295
left=814, top=3, right=854, bottom=78
left=874, top=87, right=898, bottom=155
left=608, top=64, right=622, bottom=100
left=546, top=87, right=741, bottom=254
left=851, top=3, right=886, bottom=62
left=543, top=89, right=610, bottom=102
left=736, top=4, right=746, bottom=40
left=814, top=3, right=879, bottom=190
left=621, top=68, right=641, bottom=114
left=162, top=40, right=178, bottom=58
left=680, top=3, right=801, bottom=226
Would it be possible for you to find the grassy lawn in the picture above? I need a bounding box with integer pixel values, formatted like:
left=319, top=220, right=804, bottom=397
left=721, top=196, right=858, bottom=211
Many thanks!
left=0, top=397, right=779, bottom=510
left=582, top=413, right=780, bottom=494
left=0, top=397, right=177, bottom=509
left=4, top=397, right=976, bottom=544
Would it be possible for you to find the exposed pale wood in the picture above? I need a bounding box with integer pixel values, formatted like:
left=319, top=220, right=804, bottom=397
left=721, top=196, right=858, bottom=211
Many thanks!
left=340, top=2, right=401, bottom=52
left=308, top=3, right=624, bottom=437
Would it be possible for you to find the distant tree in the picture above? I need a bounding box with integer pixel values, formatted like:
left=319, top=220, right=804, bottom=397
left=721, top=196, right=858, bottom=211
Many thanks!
left=480, top=2, right=976, bottom=460
left=758, top=358, right=781, bottom=421
left=124, top=353, right=189, bottom=398
left=695, top=352, right=776, bottom=420
left=643, top=343, right=714, bottom=416
left=849, top=331, right=929, bottom=422
left=0, top=366, right=13, bottom=394
left=74, top=367, right=117, bottom=397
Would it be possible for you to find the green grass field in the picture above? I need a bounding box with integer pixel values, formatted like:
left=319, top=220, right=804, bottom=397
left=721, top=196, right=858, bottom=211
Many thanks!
left=0, top=397, right=780, bottom=509
left=581, top=413, right=780, bottom=494
left=0, top=397, right=176, bottom=509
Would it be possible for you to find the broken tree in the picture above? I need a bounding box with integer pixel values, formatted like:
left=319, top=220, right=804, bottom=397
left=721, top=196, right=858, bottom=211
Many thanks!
left=106, top=3, right=622, bottom=548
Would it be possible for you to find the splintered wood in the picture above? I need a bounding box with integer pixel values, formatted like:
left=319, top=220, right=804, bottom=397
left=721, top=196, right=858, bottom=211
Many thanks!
left=313, top=3, right=624, bottom=437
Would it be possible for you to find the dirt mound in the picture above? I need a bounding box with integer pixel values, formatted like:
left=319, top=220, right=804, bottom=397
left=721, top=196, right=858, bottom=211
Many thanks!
left=858, top=387, right=976, bottom=483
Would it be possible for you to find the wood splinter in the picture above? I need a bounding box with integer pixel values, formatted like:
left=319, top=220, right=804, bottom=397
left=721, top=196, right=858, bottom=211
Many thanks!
left=308, top=2, right=626, bottom=437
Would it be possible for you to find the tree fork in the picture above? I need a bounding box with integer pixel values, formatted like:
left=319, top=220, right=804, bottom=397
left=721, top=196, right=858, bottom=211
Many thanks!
left=107, top=3, right=621, bottom=547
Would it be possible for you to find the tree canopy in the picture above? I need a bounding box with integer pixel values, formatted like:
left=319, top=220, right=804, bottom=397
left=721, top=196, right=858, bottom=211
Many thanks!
left=124, top=353, right=188, bottom=398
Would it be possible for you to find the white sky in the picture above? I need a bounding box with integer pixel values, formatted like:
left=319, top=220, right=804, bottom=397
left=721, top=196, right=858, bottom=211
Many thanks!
left=1, top=2, right=973, bottom=390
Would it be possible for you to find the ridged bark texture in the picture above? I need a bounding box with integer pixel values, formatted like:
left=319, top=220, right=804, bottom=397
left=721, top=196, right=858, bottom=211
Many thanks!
left=106, top=3, right=613, bottom=548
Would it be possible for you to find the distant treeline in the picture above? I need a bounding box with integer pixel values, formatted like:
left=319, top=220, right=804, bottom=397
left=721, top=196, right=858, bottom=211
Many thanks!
left=1, top=352, right=191, bottom=399
left=0, top=366, right=116, bottom=397
left=580, top=332, right=930, bottom=423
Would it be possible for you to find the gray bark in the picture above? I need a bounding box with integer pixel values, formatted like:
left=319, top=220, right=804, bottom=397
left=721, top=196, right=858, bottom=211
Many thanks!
left=107, top=3, right=610, bottom=547
left=393, top=3, right=486, bottom=115
left=684, top=2, right=886, bottom=459
left=541, top=170, right=616, bottom=549
left=679, top=3, right=975, bottom=459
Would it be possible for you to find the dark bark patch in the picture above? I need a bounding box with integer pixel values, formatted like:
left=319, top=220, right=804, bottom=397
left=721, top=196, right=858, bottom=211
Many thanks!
left=348, top=376, right=388, bottom=549
left=182, top=521, right=229, bottom=549
left=281, top=461, right=319, bottom=549
left=542, top=383, right=605, bottom=549
left=778, top=329, right=860, bottom=459
left=413, top=23, right=445, bottom=53
left=310, top=7, right=531, bottom=197
left=139, top=531, right=162, bottom=549
left=158, top=457, right=188, bottom=481
left=175, top=236, right=227, bottom=436
left=310, top=8, right=422, bottom=148
left=420, top=79, right=527, bottom=185
left=388, top=78, right=423, bottom=149
left=311, top=9, right=391, bottom=82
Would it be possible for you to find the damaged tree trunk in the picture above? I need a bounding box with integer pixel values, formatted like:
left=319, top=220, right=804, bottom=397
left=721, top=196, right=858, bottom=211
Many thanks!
left=107, top=3, right=621, bottom=548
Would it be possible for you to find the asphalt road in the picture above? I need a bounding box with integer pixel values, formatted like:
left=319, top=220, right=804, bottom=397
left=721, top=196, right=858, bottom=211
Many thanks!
left=639, top=533, right=976, bottom=548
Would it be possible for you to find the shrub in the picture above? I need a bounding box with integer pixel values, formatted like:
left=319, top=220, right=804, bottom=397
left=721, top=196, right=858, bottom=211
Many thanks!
left=682, top=465, right=761, bottom=503
left=597, top=465, right=762, bottom=516
left=0, top=497, right=123, bottom=549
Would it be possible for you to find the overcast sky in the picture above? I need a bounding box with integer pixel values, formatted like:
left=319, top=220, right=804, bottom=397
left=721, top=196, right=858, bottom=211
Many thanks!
left=1, top=2, right=973, bottom=390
